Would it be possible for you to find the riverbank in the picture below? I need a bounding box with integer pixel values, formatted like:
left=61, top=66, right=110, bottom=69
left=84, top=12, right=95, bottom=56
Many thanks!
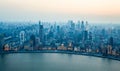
left=0, top=50, right=120, bottom=61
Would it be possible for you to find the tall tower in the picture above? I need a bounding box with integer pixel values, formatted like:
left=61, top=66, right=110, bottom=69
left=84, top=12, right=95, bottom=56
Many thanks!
left=81, top=21, right=85, bottom=31
left=89, top=32, right=92, bottom=40
left=39, top=21, right=44, bottom=43
left=109, top=36, right=113, bottom=46
left=84, top=30, right=88, bottom=41
left=20, top=31, right=25, bottom=45
left=81, top=21, right=85, bottom=41
left=30, top=34, right=36, bottom=49
left=0, top=34, right=4, bottom=51
left=85, top=21, right=89, bottom=30
left=77, top=21, right=81, bottom=29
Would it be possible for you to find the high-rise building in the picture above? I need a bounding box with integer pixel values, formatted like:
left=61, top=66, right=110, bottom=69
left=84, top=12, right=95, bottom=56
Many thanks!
left=77, top=21, right=81, bottom=29
left=81, top=21, right=85, bottom=41
left=68, top=20, right=75, bottom=30
left=39, top=21, right=44, bottom=43
left=30, top=34, right=36, bottom=49
left=109, top=36, right=114, bottom=46
left=81, top=21, right=85, bottom=31
left=84, top=30, right=88, bottom=41
left=100, top=28, right=106, bottom=40
left=85, top=21, right=89, bottom=30
left=0, top=34, right=5, bottom=51
left=89, top=32, right=92, bottom=40
left=19, top=31, right=25, bottom=45
left=56, top=25, right=60, bottom=37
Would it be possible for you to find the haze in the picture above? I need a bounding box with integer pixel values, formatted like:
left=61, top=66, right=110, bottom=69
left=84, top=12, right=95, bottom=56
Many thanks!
left=0, top=0, right=120, bottom=23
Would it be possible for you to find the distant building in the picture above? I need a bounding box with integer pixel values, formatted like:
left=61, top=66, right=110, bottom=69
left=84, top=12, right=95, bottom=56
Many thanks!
left=89, top=32, right=92, bottom=40
left=84, top=30, right=88, bottom=41
left=19, top=31, right=25, bottom=45
left=107, top=45, right=112, bottom=54
left=0, top=34, right=5, bottom=51
left=77, top=21, right=81, bottom=29
left=30, top=34, right=36, bottom=50
left=109, top=36, right=114, bottom=46
left=39, top=21, right=44, bottom=43
left=67, top=42, right=74, bottom=51
left=57, top=44, right=67, bottom=50
left=81, top=21, right=85, bottom=31
left=3, top=44, right=10, bottom=51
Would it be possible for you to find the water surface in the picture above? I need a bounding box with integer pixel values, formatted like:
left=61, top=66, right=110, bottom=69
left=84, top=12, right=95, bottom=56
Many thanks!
left=0, top=53, right=120, bottom=71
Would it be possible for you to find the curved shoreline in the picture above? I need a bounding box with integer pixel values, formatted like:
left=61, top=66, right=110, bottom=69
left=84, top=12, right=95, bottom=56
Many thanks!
left=0, top=50, right=120, bottom=61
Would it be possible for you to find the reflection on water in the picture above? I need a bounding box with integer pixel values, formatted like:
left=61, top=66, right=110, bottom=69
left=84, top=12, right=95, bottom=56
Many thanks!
left=0, top=53, right=120, bottom=71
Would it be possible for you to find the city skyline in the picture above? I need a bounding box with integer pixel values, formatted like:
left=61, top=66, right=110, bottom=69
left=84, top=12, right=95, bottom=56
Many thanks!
left=0, top=0, right=120, bottom=23
left=0, top=20, right=120, bottom=60
left=0, top=1, right=120, bottom=70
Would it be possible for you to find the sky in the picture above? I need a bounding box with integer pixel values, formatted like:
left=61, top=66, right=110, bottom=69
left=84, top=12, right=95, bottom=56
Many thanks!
left=0, top=0, right=120, bottom=23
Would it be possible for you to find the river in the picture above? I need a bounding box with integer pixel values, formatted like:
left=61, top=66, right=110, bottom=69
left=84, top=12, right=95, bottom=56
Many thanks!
left=0, top=53, right=120, bottom=71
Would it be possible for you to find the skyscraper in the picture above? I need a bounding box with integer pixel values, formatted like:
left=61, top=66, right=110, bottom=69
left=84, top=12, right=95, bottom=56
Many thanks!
left=39, top=21, right=44, bottom=43
left=0, top=34, right=4, bottom=51
left=89, top=32, right=92, bottom=40
left=19, top=31, right=25, bottom=45
left=84, top=30, right=88, bottom=41
left=77, top=21, right=81, bottom=29
left=109, top=36, right=114, bottom=46
left=30, top=34, right=36, bottom=50
left=81, top=21, right=85, bottom=41
left=81, top=21, right=85, bottom=31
